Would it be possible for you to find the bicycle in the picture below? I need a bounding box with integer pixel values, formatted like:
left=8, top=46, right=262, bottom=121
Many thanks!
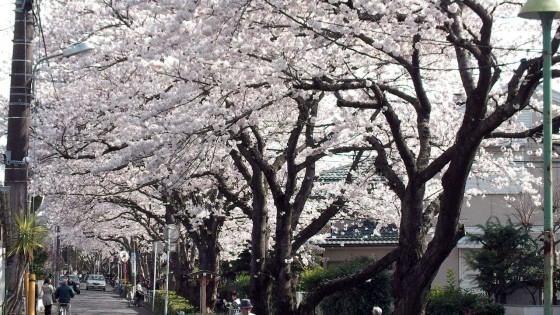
left=57, top=302, right=71, bottom=315
left=225, top=301, right=241, bottom=315
left=126, top=289, right=134, bottom=307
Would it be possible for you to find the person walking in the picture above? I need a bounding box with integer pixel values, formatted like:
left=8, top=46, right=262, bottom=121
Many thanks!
left=42, top=278, right=55, bottom=315
left=134, top=282, right=145, bottom=306
left=227, top=291, right=241, bottom=315
left=239, top=299, right=255, bottom=315
left=54, top=280, right=75, bottom=315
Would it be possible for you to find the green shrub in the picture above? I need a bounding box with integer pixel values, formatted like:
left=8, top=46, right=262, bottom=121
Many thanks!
left=153, top=290, right=198, bottom=315
left=234, top=273, right=250, bottom=298
left=298, top=265, right=324, bottom=292
left=427, top=270, right=504, bottom=315
left=299, top=257, right=393, bottom=315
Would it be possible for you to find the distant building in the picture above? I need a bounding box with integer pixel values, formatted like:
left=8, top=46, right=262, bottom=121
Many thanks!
left=316, top=100, right=560, bottom=305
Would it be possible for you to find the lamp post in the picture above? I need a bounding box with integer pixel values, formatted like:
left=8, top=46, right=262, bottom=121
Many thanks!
left=5, top=40, right=95, bottom=204
left=519, top=1, right=560, bottom=314
left=31, top=42, right=95, bottom=95
left=6, top=40, right=94, bottom=181
left=4, top=38, right=94, bottom=310
left=163, top=225, right=178, bottom=315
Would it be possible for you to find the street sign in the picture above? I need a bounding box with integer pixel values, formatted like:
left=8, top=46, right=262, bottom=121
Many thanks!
left=165, top=242, right=177, bottom=253
left=119, top=251, right=129, bottom=262
left=163, top=225, right=180, bottom=242
left=153, top=241, right=164, bottom=254
left=131, top=252, right=137, bottom=277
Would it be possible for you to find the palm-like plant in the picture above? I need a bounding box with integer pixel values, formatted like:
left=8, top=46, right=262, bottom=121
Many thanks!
left=9, top=211, right=48, bottom=259
left=6, top=210, right=48, bottom=315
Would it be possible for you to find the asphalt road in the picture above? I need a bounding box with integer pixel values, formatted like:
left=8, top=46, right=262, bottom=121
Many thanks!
left=39, top=285, right=156, bottom=315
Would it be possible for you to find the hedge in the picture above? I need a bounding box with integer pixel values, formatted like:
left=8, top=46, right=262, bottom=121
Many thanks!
left=153, top=290, right=198, bottom=315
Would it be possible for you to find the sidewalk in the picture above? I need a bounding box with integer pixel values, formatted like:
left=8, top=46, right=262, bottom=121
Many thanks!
left=35, top=286, right=157, bottom=315
left=112, top=288, right=157, bottom=315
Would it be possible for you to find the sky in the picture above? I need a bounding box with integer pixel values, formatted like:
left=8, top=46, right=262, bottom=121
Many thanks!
left=0, top=2, right=15, bottom=182
left=0, top=2, right=14, bottom=99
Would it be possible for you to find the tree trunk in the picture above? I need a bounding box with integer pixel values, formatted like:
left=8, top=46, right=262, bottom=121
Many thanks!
left=249, top=172, right=271, bottom=315
left=138, top=252, right=149, bottom=283
left=7, top=259, right=27, bottom=315
left=391, top=155, right=470, bottom=315
left=191, top=214, right=224, bottom=312
left=392, top=272, right=432, bottom=315
left=170, top=242, right=195, bottom=300
left=271, top=202, right=296, bottom=315
left=391, top=240, right=459, bottom=315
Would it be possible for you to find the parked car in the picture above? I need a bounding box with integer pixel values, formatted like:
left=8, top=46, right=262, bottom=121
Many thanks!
left=59, top=275, right=81, bottom=294
left=86, top=274, right=106, bottom=291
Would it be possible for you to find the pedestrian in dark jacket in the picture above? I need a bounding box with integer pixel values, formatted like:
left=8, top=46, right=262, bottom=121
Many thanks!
left=69, top=280, right=80, bottom=294
left=54, top=281, right=74, bottom=314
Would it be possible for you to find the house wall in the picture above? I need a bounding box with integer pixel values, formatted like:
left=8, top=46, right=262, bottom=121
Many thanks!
left=322, top=246, right=468, bottom=289
left=461, top=194, right=532, bottom=226
left=321, top=246, right=395, bottom=268
left=322, top=241, right=554, bottom=303
left=320, top=126, right=560, bottom=303
left=432, top=247, right=460, bottom=288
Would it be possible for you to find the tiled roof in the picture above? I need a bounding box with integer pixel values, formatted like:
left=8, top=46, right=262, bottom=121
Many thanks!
left=316, top=160, right=397, bottom=247
left=317, top=220, right=399, bottom=247
left=318, top=237, right=398, bottom=247
left=317, top=159, right=381, bottom=183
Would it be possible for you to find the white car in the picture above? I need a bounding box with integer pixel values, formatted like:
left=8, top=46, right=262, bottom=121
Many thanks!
left=85, top=274, right=106, bottom=291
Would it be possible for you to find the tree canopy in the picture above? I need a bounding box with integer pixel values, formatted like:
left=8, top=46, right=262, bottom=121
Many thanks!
left=19, top=1, right=558, bottom=314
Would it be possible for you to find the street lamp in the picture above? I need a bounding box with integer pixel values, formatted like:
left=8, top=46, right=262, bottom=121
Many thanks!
left=163, top=225, right=179, bottom=315
left=519, top=1, right=560, bottom=314
left=5, top=41, right=95, bottom=180
left=4, top=41, right=94, bottom=307
left=34, top=42, right=94, bottom=69
left=32, top=42, right=95, bottom=99
left=27, top=42, right=95, bottom=202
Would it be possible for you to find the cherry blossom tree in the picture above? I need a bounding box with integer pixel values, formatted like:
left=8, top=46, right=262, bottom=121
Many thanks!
left=28, top=1, right=558, bottom=314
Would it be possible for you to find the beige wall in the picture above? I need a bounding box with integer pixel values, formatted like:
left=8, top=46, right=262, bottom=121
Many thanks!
left=461, top=194, right=537, bottom=226
left=432, top=247, right=459, bottom=288
left=322, top=246, right=395, bottom=268
left=322, top=245, right=465, bottom=289
left=320, top=139, right=560, bottom=300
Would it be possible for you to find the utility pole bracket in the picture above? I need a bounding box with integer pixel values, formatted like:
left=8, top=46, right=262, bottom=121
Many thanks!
left=3, top=151, right=28, bottom=165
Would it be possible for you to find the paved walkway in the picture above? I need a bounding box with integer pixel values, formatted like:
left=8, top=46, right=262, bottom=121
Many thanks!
left=38, top=286, right=156, bottom=315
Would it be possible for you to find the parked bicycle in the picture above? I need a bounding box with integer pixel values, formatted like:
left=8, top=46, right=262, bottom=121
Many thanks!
left=54, top=280, right=74, bottom=315
left=125, top=286, right=134, bottom=307
left=58, top=302, right=70, bottom=315
left=133, top=283, right=145, bottom=307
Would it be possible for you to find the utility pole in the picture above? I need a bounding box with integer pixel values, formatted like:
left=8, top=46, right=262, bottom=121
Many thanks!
left=66, top=246, right=71, bottom=274
left=132, top=238, right=137, bottom=294
left=4, top=0, right=34, bottom=313
left=54, top=226, right=60, bottom=287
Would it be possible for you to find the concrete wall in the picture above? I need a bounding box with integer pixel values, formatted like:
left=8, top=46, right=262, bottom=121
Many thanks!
left=322, top=246, right=395, bottom=268
left=461, top=194, right=526, bottom=226
left=323, top=246, right=473, bottom=289
left=504, top=305, right=560, bottom=315
left=320, top=139, right=560, bottom=302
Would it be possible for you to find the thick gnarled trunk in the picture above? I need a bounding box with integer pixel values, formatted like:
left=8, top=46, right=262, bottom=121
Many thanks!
left=248, top=171, right=271, bottom=315
left=191, top=214, right=224, bottom=312
left=270, top=202, right=297, bottom=315
left=6, top=258, right=27, bottom=315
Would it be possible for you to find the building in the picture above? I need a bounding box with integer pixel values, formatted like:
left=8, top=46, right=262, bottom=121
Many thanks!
left=316, top=101, right=560, bottom=305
